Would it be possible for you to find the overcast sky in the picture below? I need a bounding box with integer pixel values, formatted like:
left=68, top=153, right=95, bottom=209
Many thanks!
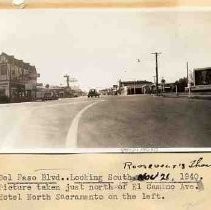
left=0, top=9, right=211, bottom=90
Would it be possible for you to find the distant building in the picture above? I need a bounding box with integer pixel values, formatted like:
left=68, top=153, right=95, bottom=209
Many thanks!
left=0, top=52, right=40, bottom=102
left=99, top=87, right=118, bottom=96
left=48, top=86, right=65, bottom=98
left=119, top=80, right=153, bottom=95
left=162, top=83, right=175, bottom=92
left=99, top=88, right=111, bottom=95
left=151, top=82, right=175, bottom=93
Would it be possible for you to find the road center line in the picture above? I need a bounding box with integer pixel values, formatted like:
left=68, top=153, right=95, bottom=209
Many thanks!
left=65, top=100, right=102, bottom=148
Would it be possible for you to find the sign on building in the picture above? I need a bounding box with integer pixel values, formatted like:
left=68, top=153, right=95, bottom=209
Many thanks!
left=25, top=83, right=36, bottom=90
left=192, top=68, right=211, bottom=91
left=194, top=68, right=211, bottom=86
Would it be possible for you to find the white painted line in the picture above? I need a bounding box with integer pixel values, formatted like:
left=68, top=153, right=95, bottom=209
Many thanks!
left=65, top=101, right=101, bottom=148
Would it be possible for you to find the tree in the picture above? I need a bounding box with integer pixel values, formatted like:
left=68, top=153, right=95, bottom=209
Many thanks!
left=174, top=77, right=187, bottom=92
left=161, top=78, right=166, bottom=84
left=45, top=84, right=50, bottom=89
left=161, top=78, right=166, bottom=92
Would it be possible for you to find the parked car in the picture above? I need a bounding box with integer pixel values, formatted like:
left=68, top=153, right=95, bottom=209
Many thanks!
left=36, top=90, right=58, bottom=101
left=43, top=92, right=59, bottom=101
left=88, top=89, right=100, bottom=98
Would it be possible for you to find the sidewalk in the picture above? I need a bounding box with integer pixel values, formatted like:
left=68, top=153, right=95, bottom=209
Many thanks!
left=162, top=93, right=211, bottom=100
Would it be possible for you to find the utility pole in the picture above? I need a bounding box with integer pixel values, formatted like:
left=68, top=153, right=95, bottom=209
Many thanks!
left=186, top=62, right=191, bottom=97
left=151, top=52, right=162, bottom=96
left=134, top=80, right=136, bottom=95
left=187, top=62, right=189, bottom=84
left=64, top=74, right=78, bottom=88
left=64, top=74, right=70, bottom=88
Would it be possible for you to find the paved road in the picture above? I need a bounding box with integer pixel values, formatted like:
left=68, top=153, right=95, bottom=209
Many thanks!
left=0, top=95, right=211, bottom=149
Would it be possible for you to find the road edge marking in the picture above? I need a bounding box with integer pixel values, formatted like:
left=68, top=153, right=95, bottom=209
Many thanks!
left=65, top=101, right=101, bottom=148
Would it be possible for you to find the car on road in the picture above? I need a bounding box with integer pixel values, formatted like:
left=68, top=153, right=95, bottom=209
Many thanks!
left=88, top=89, right=100, bottom=98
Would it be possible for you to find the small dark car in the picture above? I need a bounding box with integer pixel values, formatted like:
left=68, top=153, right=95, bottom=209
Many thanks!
left=88, top=89, right=100, bottom=98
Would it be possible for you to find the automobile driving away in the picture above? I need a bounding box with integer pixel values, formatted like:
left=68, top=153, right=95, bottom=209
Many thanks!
left=87, top=89, right=100, bottom=98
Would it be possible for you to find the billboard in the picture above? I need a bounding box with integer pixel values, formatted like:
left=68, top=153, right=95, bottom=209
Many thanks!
left=194, top=68, right=211, bottom=86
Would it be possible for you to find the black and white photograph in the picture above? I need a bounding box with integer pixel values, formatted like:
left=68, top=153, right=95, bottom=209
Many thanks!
left=0, top=9, right=211, bottom=150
